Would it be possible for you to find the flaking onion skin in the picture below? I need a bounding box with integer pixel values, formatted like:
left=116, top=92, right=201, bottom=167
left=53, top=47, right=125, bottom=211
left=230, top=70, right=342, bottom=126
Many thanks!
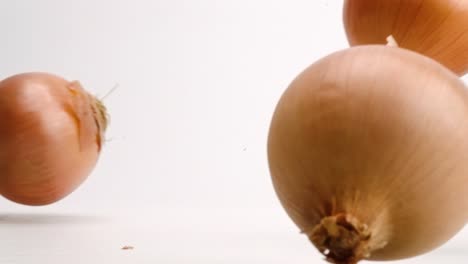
left=0, top=72, right=108, bottom=206
left=267, top=46, right=468, bottom=263
left=343, top=0, right=468, bottom=76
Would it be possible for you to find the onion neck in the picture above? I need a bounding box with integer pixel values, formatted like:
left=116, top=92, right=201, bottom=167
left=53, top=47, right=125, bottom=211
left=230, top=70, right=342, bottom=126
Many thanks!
left=308, top=213, right=387, bottom=264
left=386, top=35, right=399, bottom=47
left=88, top=94, right=109, bottom=151
left=93, top=97, right=109, bottom=133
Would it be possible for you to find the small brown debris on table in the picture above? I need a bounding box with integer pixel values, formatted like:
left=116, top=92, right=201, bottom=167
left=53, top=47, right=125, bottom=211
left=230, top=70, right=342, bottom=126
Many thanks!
left=121, top=245, right=134, bottom=250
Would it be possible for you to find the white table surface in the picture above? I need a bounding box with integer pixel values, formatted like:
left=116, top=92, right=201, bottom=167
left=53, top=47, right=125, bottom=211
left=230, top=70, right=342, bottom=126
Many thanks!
left=1, top=207, right=466, bottom=264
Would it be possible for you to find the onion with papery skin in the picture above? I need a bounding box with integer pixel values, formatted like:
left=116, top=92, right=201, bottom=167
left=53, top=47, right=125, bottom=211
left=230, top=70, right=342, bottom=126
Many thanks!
left=0, top=72, right=108, bottom=206
left=343, top=0, right=468, bottom=76
left=267, top=45, right=468, bottom=263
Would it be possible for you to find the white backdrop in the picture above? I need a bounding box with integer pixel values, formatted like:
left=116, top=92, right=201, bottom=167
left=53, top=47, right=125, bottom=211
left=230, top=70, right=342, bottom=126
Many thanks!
left=0, top=0, right=466, bottom=263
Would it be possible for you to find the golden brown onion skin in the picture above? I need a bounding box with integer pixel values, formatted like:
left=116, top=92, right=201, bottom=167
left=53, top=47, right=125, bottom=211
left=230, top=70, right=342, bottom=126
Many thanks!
left=267, top=46, right=468, bottom=262
left=0, top=72, right=107, bottom=206
left=343, top=0, right=468, bottom=76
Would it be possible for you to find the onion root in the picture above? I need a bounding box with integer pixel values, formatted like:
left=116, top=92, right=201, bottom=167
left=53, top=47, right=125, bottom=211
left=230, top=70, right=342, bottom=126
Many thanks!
left=309, top=214, right=379, bottom=263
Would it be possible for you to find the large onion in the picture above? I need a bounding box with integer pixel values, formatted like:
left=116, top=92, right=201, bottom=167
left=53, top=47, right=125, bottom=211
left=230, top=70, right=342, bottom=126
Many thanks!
left=267, top=45, right=468, bottom=263
left=0, top=72, right=108, bottom=206
left=343, top=0, right=468, bottom=76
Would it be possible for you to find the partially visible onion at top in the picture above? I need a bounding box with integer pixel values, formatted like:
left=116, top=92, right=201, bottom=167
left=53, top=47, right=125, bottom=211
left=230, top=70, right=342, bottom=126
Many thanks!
left=0, top=72, right=108, bottom=206
left=343, top=0, right=468, bottom=76
left=267, top=45, right=468, bottom=263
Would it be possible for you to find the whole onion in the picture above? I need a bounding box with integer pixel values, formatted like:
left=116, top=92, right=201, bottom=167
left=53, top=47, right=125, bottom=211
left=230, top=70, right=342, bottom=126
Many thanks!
left=267, top=45, right=468, bottom=263
left=0, top=72, right=108, bottom=206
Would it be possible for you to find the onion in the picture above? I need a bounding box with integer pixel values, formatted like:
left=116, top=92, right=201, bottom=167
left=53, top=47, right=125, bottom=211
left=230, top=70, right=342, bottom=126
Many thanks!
left=267, top=45, right=468, bottom=263
left=343, top=0, right=468, bottom=76
left=0, top=72, right=108, bottom=206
